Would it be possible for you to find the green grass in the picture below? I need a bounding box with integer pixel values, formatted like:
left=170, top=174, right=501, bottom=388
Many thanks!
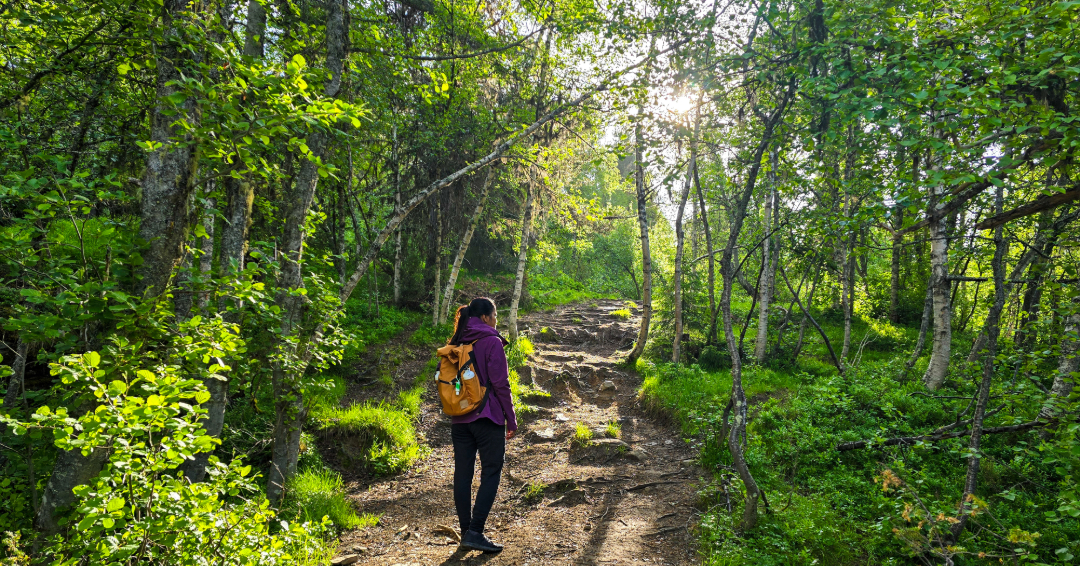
left=604, top=421, right=622, bottom=438
left=529, top=271, right=615, bottom=309
left=410, top=322, right=454, bottom=347
left=611, top=308, right=631, bottom=319
left=572, top=423, right=593, bottom=446
left=523, top=481, right=547, bottom=503
left=507, top=336, right=534, bottom=370
left=313, top=383, right=425, bottom=476
left=286, top=468, right=377, bottom=530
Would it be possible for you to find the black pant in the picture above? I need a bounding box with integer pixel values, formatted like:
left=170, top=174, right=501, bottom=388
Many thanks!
left=451, top=418, right=505, bottom=535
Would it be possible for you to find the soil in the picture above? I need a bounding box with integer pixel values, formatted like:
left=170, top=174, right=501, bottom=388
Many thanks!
left=333, top=300, right=705, bottom=566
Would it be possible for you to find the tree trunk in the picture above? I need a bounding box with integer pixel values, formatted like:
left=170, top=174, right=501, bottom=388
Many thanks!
left=136, top=0, right=202, bottom=297
left=967, top=206, right=1079, bottom=362
left=178, top=192, right=221, bottom=483
left=267, top=0, right=347, bottom=504
left=923, top=181, right=953, bottom=390
left=672, top=141, right=695, bottom=364
left=185, top=0, right=262, bottom=481
left=627, top=114, right=653, bottom=363
left=718, top=90, right=790, bottom=531
left=440, top=166, right=495, bottom=325
left=507, top=181, right=535, bottom=344
left=951, top=185, right=1007, bottom=538
left=694, top=160, right=718, bottom=345
left=754, top=150, right=778, bottom=362
left=37, top=0, right=198, bottom=534
left=197, top=194, right=215, bottom=313
left=890, top=205, right=903, bottom=323
left=1040, top=299, right=1080, bottom=421
left=431, top=196, right=443, bottom=326
left=392, top=126, right=403, bottom=307
left=840, top=227, right=855, bottom=366
left=904, top=280, right=934, bottom=376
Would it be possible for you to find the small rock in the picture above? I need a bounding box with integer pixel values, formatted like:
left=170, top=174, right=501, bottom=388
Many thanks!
left=350, top=546, right=368, bottom=553
left=530, top=428, right=557, bottom=442
left=331, top=555, right=359, bottom=566
left=599, top=380, right=616, bottom=391
left=554, top=413, right=570, bottom=422
left=626, top=449, right=648, bottom=462
left=664, top=439, right=673, bottom=445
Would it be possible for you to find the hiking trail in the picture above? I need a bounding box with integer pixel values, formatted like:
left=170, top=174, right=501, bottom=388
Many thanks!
left=333, top=300, right=703, bottom=566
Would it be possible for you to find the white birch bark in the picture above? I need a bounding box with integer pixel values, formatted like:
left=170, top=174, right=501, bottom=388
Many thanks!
left=507, top=181, right=535, bottom=343
left=753, top=149, right=778, bottom=361
left=923, top=180, right=953, bottom=390
left=440, top=166, right=495, bottom=325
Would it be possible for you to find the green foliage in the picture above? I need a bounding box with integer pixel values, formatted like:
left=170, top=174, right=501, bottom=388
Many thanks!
left=642, top=353, right=1080, bottom=564
left=286, top=468, right=369, bottom=530
left=604, top=421, right=622, bottom=439
left=528, top=272, right=614, bottom=310
left=410, top=322, right=454, bottom=347
left=0, top=337, right=333, bottom=565
left=313, top=385, right=424, bottom=476
left=697, top=345, right=729, bottom=371
left=610, top=308, right=631, bottom=320
left=523, top=482, right=547, bottom=504
left=335, top=304, right=420, bottom=368
left=506, top=336, right=534, bottom=370
left=572, top=423, right=593, bottom=446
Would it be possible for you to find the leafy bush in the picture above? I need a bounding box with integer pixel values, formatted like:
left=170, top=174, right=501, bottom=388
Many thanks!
left=1, top=341, right=333, bottom=565
left=611, top=308, right=631, bottom=320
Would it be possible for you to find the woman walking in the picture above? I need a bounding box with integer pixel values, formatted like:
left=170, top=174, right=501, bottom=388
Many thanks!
left=446, top=297, right=517, bottom=553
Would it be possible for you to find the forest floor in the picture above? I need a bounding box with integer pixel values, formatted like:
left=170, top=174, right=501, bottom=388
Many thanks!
left=332, top=300, right=704, bottom=566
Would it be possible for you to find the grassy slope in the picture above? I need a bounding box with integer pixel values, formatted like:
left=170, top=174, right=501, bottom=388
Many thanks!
left=639, top=311, right=1079, bottom=565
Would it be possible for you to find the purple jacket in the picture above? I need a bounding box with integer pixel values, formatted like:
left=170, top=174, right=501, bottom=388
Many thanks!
left=448, top=318, right=517, bottom=432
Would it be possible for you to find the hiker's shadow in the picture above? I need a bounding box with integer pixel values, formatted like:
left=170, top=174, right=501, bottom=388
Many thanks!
left=438, top=549, right=498, bottom=565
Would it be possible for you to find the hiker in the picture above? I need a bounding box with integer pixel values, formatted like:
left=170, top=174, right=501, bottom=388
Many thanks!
left=445, top=297, right=517, bottom=554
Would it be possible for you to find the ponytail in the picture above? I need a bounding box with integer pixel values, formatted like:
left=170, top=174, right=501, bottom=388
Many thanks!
left=448, top=297, right=496, bottom=344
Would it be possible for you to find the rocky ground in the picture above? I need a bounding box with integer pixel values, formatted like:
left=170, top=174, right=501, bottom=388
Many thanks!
left=333, top=300, right=705, bottom=566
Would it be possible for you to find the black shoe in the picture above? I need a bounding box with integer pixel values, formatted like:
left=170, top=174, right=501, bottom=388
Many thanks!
left=459, top=529, right=503, bottom=553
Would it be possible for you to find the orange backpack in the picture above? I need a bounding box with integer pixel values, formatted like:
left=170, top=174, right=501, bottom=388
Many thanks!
left=435, top=341, right=489, bottom=416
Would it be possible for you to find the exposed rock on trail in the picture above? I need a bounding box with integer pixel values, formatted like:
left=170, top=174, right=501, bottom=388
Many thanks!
left=336, top=300, right=703, bottom=565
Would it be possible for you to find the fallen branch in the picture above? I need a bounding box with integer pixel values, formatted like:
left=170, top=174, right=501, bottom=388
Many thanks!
left=836, top=419, right=1053, bottom=452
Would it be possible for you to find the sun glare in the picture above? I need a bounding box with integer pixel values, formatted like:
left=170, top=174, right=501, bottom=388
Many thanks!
left=657, top=93, right=697, bottom=117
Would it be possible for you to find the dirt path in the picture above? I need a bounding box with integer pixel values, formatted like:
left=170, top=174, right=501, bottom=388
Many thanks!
left=335, top=300, right=703, bottom=566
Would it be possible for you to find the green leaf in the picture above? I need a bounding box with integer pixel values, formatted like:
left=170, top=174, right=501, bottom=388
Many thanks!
left=85, top=352, right=101, bottom=368
left=117, top=63, right=131, bottom=75
left=108, top=380, right=128, bottom=396
left=106, top=497, right=125, bottom=512
left=195, top=390, right=211, bottom=404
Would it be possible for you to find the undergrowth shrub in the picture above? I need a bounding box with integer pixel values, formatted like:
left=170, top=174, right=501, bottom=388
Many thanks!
left=0, top=339, right=333, bottom=565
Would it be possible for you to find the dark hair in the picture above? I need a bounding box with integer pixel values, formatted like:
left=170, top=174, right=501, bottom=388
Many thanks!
left=448, top=297, right=496, bottom=344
